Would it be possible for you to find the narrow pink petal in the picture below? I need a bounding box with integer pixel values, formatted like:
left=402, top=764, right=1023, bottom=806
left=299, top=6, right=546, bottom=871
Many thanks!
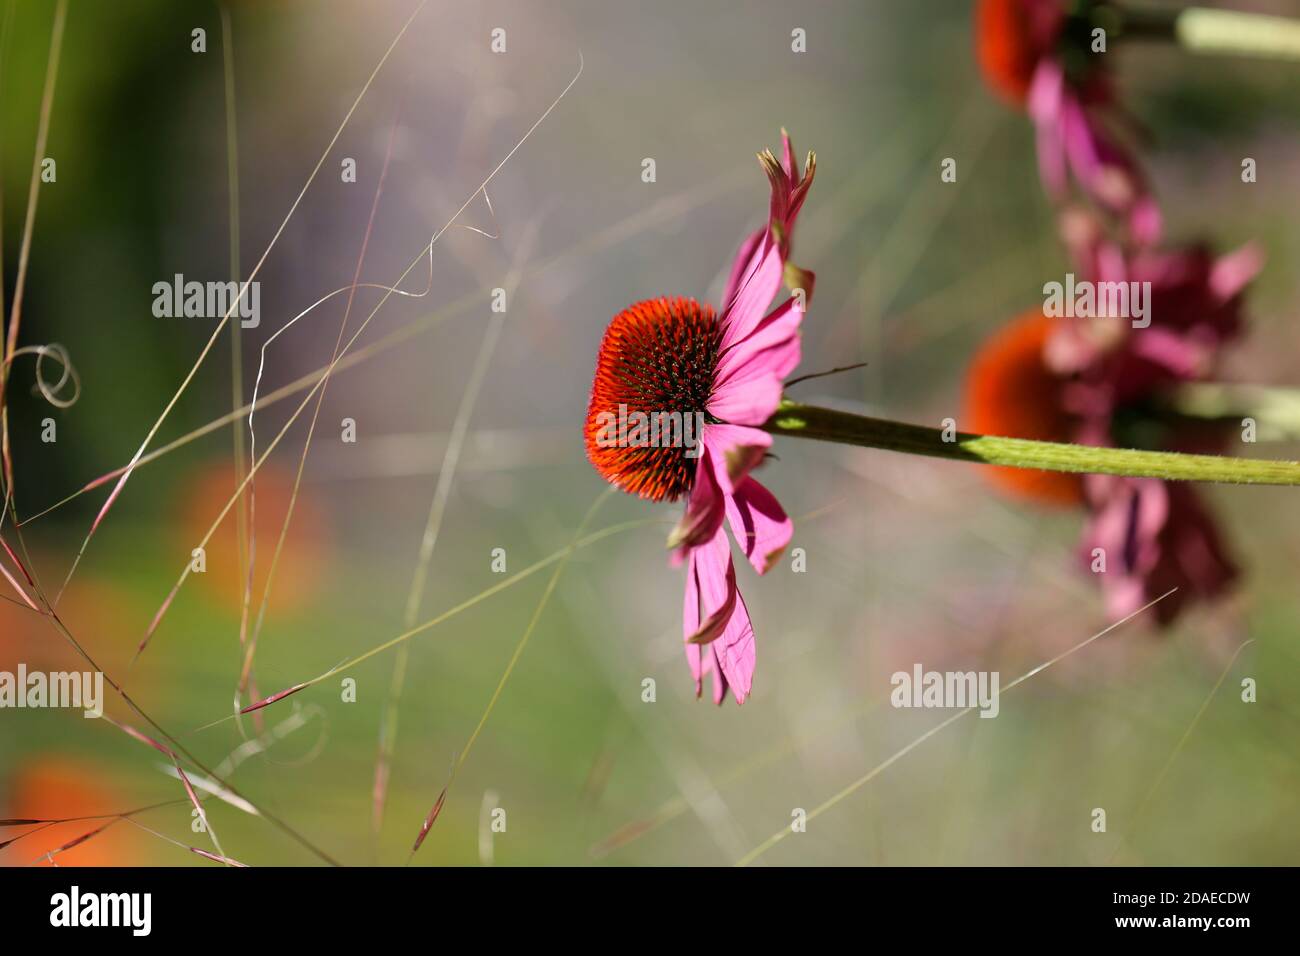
left=714, top=295, right=803, bottom=384
left=775, top=130, right=813, bottom=236
left=722, top=228, right=764, bottom=315
left=668, top=443, right=726, bottom=552
left=706, top=366, right=785, bottom=427
left=679, top=528, right=755, bottom=705
left=1096, top=239, right=1128, bottom=285
left=709, top=644, right=730, bottom=705
left=780, top=129, right=796, bottom=181
left=714, top=586, right=755, bottom=705
left=1128, top=328, right=1207, bottom=379
left=696, top=423, right=771, bottom=494
left=685, top=528, right=738, bottom=647
left=1128, top=195, right=1163, bottom=246
left=1209, top=243, right=1264, bottom=302
left=1028, top=63, right=1067, bottom=196
left=682, top=549, right=704, bottom=696
left=711, top=328, right=803, bottom=428
left=1061, top=96, right=1105, bottom=192
left=725, top=477, right=793, bottom=575
left=719, top=237, right=783, bottom=352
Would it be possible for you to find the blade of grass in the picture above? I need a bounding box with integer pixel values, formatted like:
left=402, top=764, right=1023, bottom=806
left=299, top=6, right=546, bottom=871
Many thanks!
left=1106, top=637, right=1256, bottom=863
left=52, top=0, right=431, bottom=606
left=134, top=52, right=584, bottom=664
left=191, top=513, right=658, bottom=735
left=405, top=490, right=616, bottom=862
left=237, top=102, right=404, bottom=726
left=0, top=0, right=66, bottom=505
left=375, top=218, right=537, bottom=836
left=220, top=1, right=253, bottom=665
left=17, top=168, right=742, bottom=527
left=734, top=588, right=1177, bottom=866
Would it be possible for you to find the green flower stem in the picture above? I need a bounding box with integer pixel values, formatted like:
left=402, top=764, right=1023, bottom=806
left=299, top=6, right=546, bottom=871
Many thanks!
left=1177, top=7, right=1300, bottom=60
left=1119, top=4, right=1300, bottom=61
left=764, top=400, right=1300, bottom=487
left=1167, top=382, right=1300, bottom=441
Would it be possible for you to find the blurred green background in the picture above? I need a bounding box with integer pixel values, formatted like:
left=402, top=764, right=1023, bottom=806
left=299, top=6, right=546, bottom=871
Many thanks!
left=1, top=0, right=1299, bottom=866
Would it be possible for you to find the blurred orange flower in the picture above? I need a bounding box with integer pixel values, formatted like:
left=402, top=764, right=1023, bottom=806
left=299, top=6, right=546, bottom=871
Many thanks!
left=1, top=756, right=156, bottom=866
left=963, top=308, right=1083, bottom=506
left=0, top=577, right=149, bottom=689
left=975, top=0, right=1051, bottom=105
left=178, top=460, right=332, bottom=614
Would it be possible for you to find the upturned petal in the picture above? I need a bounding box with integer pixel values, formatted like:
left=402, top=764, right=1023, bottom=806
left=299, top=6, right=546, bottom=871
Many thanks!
left=718, top=236, right=784, bottom=352
left=715, top=294, right=804, bottom=386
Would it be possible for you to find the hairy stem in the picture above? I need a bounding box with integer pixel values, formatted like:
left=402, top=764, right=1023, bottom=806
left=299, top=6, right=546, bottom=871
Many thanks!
left=765, top=401, right=1300, bottom=486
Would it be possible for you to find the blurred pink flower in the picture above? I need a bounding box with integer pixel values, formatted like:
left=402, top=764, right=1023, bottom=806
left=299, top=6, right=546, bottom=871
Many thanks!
left=1048, top=210, right=1263, bottom=413
left=1045, top=211, right=1263, bottom=623
left=1081, top=474, right=1238, bottom=626
left=1028, top=56, right=1162, bottom=244
left=976, top=0, right=1161, bottom=242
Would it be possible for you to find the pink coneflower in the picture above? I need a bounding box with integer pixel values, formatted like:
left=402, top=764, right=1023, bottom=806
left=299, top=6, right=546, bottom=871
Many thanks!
left=1049, top=213, right=1260, bottom=623
left=1081, top=472, right=1238, bottom=626
left=975, top=0, right=1161, bottom=243
left=1047, top=208, right=1262, bottom=411
left=584, top=132, right=815, bottom=704
left=964, top=210, right=1262, bottom=626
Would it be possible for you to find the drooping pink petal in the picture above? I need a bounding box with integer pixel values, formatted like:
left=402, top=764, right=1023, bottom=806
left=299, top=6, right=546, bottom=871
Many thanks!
left=1128, top=194, right=1163, bottom=246
left=712, top=584, right=755, bottom=705
left=680, top=522, right=756, bottom=704
left=683, top=549, right=704, bottom=696
left=1126, top=327, right=1209, bottom=380
left=669, top=443, right=727, bottom=555
left=1209, top=243, right=1264, bottom=302
left=1060, top=95, right=1107, bottom=195
left=725, top=477, right=793, bottom=575
left=1027, top=61, right=1068, bottom=196
left=684, top=526, right=739, bottom=648
left=708, top=644, right=730, bottom=705
left=1082, top=474, right=1236, bottom=627
left=696, top=423, right=771, bottom=494
left=1082, top=475, right=1168, bottom=620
